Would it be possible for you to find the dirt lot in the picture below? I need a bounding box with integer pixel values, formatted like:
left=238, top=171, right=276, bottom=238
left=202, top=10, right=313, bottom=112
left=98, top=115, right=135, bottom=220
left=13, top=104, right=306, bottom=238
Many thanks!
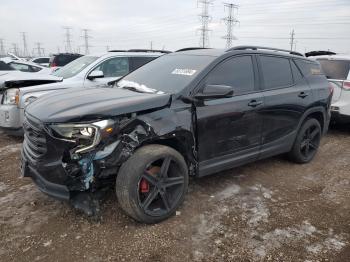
left=0, top=126, right=349, bottom=262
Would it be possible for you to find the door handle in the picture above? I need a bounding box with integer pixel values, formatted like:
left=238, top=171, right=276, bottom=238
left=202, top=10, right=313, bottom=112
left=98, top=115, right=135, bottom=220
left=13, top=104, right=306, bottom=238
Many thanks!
left=298, top=92, right=309, bottom=98
left=248, top=100, right=263, bottom=107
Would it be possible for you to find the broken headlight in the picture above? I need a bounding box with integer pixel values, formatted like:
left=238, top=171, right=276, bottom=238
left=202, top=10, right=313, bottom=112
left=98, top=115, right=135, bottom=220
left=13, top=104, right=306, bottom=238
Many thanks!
left=49, top=119, right=115, bottom=154
left=3, top=88, right=19, bottom=105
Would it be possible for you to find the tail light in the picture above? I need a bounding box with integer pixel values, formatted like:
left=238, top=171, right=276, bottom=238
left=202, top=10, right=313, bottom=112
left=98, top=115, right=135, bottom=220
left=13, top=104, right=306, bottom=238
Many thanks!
left=50, top=62, right=57, bottom=68
left=343, top=81, right=350, bottom=90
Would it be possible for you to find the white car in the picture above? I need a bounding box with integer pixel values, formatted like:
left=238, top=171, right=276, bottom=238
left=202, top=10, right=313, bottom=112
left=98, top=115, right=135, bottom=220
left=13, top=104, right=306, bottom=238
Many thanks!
left=315, top=55, right=350, bottom=124
left=30, top=57, right=50, bottom=67
left=0, top=50, right=168, bottom=135
left=0, top=57, right=53, bottom=75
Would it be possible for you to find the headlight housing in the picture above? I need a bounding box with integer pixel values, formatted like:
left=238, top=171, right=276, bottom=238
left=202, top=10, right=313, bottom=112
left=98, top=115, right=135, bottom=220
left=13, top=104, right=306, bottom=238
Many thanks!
left=49, top=119, right=115, bottom=154
left=3, top=89, right=19, bottom=105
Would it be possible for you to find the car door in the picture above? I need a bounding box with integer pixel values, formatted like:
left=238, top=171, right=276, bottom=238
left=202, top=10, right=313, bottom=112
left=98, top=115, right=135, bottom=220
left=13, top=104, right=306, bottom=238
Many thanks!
left=196, top=55, right=264, bottom=176
left=84, top=57, right=130, bottom=88
left=258, top=55, right=312, bottom=158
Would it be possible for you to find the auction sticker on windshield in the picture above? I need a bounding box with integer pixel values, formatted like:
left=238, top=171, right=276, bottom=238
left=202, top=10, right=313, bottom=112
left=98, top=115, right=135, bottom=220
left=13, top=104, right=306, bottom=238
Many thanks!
left=171, top=69, right=197, bottom=76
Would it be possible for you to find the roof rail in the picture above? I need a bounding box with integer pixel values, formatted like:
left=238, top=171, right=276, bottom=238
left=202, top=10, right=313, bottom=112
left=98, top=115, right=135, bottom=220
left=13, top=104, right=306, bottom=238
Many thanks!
left=227, top=46, right=304, bottom=57
left=108, top=50, right=127, bottom=52
left=127, top=49, right=171, bottom=54
left=176, top=47, right=212, bottom=52
left=305, top=51, right=336, bottom=57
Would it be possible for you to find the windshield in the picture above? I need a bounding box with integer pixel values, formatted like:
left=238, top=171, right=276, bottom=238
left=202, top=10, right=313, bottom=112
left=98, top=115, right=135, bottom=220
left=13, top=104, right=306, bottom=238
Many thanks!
left=317, top=59, right=350, bottom=80
left=52, top=56, right=98, bottom=79
left=116, top=54, right=215, bottom=94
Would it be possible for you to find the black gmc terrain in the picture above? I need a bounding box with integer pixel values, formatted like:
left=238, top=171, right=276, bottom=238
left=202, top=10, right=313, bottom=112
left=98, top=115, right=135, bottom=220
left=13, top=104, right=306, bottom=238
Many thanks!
left=22, top=46, right=332, bottom=223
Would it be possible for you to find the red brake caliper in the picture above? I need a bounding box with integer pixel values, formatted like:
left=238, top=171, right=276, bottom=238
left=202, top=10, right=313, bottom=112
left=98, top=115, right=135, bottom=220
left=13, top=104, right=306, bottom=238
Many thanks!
left=140, top=178, right=150, bottom=193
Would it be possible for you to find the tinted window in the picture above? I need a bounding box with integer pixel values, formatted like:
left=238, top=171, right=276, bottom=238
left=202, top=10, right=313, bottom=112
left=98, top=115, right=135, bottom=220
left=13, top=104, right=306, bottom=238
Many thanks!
left=317, top=59, right=350, bottom=80
left=260, top=56, right=293, bottom=89
left=130, top=57, right=157, bottom=71
left=10, top=62, right=31, bottom=72
left=53, top=54, right=82, bottom=66
left=295, top=59, right=323, bottom=77
left=117, top=54, right=215, bottom=94
left=93, top=57, right=130, bottom=77
left=205, top=56, right=255, bottom=95
left=0, top=61, right=14, bottom=71
left=34, top=58, right=49, bottom=64
left=53, top=56, right=98, bottom=79
left=291, top=60, right=303, bottom=82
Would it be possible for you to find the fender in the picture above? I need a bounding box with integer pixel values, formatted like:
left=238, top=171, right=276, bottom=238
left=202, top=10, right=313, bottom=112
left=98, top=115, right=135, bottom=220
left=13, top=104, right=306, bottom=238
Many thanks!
left=295, top=106, right=328, bottom=135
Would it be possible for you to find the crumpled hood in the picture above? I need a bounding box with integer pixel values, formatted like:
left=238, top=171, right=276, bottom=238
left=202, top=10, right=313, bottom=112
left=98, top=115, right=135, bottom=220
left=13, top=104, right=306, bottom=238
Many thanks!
left=26, top=87, right=171, bottom=123
left=0, top=71, right=62, bottom=90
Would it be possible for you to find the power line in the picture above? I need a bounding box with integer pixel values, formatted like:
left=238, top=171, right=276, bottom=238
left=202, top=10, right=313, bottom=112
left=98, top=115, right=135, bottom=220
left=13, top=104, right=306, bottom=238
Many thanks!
left=222, top=2, right=239, bottom=48
left=197, top=0, right=214, bottom=48
left=81, top=28, right=91, bottom=55
left=20, top=32, right=29, bottom=57
left=63, top=26, right=73, bottom=53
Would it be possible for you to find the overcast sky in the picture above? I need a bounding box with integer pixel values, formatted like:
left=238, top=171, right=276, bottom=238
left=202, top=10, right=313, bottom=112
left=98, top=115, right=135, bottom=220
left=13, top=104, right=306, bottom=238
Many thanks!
left=0, top=0, right=349, bottom=56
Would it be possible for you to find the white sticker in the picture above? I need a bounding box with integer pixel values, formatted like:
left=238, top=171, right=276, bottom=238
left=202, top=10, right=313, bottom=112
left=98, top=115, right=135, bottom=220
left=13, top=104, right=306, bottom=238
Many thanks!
left=171, top=68, right=197, bottom=76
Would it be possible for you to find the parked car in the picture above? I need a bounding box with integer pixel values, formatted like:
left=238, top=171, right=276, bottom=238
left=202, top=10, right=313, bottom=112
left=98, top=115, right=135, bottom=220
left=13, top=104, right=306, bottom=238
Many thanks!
left=30, top=57, right=50, bottom=67
left=49, top=53, right=83, bottom=71
left=306, top=52, right=350, bottom=124
left=21, top=46, right=332, bottom=223
left=0, top=60, right=15, bottom=72
left=0, top=50, right=167, bottom=135
left=1, top=58, right=53, bottom=74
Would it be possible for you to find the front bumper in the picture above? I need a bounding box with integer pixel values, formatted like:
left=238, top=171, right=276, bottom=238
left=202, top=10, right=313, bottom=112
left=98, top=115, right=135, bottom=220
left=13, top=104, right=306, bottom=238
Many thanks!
left=0, top=105, right=24, bottom=130
left=21, top=156, right=70, bottom=200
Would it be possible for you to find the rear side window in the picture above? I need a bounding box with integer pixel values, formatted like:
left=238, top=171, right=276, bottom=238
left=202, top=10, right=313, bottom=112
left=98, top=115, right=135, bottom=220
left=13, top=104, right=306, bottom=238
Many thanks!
left=294, top=60, right=323, bottom=77
left=317, top=59, right=350, bottom=80
left=34, top=58, right=49, bottom=64
left=205, top=55, right=255, bottom=95
left=0, top=61, right=14, bottom=71
left=260, top=56, right=293, bottom=89
left=130, top=57, right=157, bottom=71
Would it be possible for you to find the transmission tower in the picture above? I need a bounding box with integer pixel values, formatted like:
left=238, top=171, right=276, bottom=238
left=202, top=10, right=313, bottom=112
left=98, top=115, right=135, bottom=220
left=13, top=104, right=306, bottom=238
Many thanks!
left=222, top=3, right=239, bottom=48
left=12, top=43, right=19, bottom=56
left=290, top=29, right=295, bottom=51
left=81, top=29, right=91, bottom=55
left=197, top=0, right=214, bottom=48
left=63, top=26, right=73, bottom=53
left=35, top=42, right=43, bottom=56
left=0, top=39, right=5, bottom=56
left=21, top=32, right=29, bottom=57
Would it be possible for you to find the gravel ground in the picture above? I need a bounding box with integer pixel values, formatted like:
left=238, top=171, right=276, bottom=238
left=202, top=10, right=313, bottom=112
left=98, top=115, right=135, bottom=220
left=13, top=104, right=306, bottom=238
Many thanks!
left=0, top=126, right=349, bottom=262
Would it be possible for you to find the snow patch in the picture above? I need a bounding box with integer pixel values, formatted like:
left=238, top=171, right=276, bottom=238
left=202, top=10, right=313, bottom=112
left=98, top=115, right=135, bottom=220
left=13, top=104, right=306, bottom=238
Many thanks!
left=0, top=182, right=8, bottom=192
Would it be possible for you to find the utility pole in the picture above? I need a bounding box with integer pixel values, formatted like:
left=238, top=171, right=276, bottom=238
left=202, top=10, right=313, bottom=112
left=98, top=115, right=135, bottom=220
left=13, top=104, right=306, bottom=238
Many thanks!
left=57, top=46, right=60, bottom=53
left=0, top=39, right=5, bottom=56
left=63, top=26, right=73, bottom=53
left=12, top=43, right=19, bottom=56
left=222, top=3, right=239, bottom=48
left=35, top=42, right=42, bottom=56
left=150, top=41, right=153, bottom=50
left=198, top=0, right=214, bottom=48
left=21, top=32, right=29, bottom=57
left=106, top=45, right=110, bottom=52
left=290, top=29, right=295, bottom=51
left=81, top=29, right=91, bottom=55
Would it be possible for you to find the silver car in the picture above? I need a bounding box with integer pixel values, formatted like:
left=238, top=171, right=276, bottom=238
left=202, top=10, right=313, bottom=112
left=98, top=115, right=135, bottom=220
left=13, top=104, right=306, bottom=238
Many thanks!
left=0, top=50, right=167, bottom=135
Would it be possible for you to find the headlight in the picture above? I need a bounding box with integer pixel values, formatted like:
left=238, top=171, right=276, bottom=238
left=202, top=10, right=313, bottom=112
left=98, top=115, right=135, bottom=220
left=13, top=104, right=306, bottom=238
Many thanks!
left=49, top=119, right=115, bottom=154
left=3, top=89, right=19, bottom=105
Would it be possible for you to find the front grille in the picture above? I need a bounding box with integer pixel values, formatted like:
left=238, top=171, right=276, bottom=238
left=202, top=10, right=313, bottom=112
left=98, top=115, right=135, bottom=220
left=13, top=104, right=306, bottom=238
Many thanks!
left=23, top=113, right=47, bottom=163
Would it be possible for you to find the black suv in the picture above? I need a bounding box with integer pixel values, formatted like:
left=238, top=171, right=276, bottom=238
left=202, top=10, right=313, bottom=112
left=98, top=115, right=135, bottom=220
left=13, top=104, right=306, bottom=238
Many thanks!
left=22, top=46, right=332, bottom=223
left=49, top=53, right=83, bottom=69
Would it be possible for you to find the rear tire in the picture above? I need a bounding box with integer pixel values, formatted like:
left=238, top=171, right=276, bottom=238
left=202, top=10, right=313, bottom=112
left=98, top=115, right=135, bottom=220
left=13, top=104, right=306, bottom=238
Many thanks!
left=288, top=118, right=322, bottom=164
left=116, top=144, right=188, bottom=224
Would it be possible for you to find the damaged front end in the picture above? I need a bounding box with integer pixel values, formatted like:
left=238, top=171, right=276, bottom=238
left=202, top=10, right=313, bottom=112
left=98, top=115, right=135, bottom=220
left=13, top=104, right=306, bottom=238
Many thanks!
left=22, top=106, right=197, bottom=216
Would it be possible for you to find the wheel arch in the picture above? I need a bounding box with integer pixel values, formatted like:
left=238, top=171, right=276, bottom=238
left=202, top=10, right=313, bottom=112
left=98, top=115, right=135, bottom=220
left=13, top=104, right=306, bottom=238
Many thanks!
left=297, top=107, right=327, bottom=134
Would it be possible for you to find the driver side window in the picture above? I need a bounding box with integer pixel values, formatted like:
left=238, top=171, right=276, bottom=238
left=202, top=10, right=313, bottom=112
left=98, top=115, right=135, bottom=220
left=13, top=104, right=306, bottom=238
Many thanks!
left=205, top=56, right=255, bottom=95
left=93, top=57, right=130, bottom=78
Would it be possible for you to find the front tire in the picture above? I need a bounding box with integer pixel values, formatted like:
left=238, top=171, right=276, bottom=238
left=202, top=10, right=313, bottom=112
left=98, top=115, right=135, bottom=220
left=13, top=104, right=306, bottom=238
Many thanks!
left=116, top=144, right=189, bottom=224
left=288, top=118, right=322, bottom=164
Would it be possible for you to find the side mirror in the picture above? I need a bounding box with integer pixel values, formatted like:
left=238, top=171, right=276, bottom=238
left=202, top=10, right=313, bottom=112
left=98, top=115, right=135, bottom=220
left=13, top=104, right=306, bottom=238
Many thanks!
left=195, top=84, right=234, bottom=99
left=87, top=70, right=104, bottom=80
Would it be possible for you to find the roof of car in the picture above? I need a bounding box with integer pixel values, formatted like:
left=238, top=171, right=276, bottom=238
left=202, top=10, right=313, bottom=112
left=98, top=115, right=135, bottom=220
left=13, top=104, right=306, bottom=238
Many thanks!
left=314, top=54, right=350, bottom=61
left=173, top=47, right=308, bottom=60
left=89, top=51, right=166, bottom=59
